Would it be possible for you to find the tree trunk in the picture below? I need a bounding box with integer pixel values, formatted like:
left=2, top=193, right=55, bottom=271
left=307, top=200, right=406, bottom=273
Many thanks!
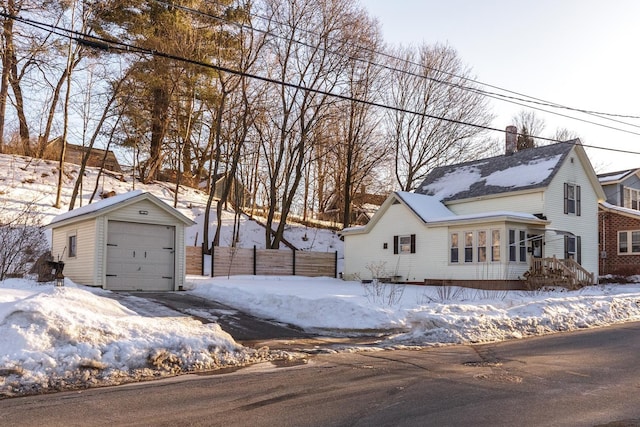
left=145, top=86, right=170, bottom=183
left=0, top=0, right=15, bottom=154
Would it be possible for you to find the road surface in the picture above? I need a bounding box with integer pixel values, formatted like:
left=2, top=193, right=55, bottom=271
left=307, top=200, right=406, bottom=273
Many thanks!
left=2, top=321, right=640, bottom=426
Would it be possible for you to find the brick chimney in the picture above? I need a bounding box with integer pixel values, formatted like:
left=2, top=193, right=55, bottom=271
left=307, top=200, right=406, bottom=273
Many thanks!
left=505, top=125, right=517, bottom=155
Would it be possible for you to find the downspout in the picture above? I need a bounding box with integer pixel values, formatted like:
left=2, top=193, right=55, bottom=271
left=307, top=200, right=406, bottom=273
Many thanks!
left=601, top=212, right=606, bottom=278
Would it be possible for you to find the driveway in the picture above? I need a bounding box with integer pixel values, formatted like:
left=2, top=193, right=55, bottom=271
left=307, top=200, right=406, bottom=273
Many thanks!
left=109, top=291, right=386, bottom=351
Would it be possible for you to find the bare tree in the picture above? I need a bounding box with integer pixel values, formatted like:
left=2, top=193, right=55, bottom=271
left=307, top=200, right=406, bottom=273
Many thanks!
left=254, top=0, right=367, bottom=248
left=512, top=110, right=546, bottom=149
left=336, top=12, right=388, bottom=228
left=384, top=43, right=494, bottom=191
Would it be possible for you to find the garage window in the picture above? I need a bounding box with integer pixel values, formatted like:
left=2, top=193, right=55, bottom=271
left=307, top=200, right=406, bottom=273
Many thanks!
left=68, top=233, right=77, bottom=258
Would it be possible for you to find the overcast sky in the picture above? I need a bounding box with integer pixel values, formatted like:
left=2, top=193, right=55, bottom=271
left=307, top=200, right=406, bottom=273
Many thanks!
left=359, top=0, right=640, bottom=173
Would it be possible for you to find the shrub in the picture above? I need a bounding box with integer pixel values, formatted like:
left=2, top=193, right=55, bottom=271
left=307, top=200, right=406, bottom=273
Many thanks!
left=0, top=203, right=49, bottom=281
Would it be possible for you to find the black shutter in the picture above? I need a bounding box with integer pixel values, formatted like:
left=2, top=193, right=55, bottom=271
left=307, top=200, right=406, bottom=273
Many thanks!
left=576, top=185, right=581, bottom=216
left=564, top=183, right=569, bottom=214
left=564, top=235, right=569, bottom=259
left=577, top=236, right=582, bottom=264
left=393, top=235, right=398, bottom=254
left=410, top=234, right=416, bottom=253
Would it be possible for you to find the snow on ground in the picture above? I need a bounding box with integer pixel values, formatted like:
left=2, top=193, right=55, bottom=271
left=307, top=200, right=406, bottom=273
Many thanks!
left=186, top=275, right=640, bottom=344
left=3, top=274, right=640, bottom=398
left=0, top=153, right=343, bottom=254
left=0, top=278, right=286, bottom=398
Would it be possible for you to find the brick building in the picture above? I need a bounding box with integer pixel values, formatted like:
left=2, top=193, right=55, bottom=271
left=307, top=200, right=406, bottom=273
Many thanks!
left=598, top=168, right=640, bottom=276
left=598, top=205, right=640, bottom=276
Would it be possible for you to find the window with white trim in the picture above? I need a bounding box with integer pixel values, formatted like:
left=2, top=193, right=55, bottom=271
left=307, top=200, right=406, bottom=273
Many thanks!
left=508, top=229, right=527, bottom=262
left=477, top=231, right=487, bottom=262
left=619, top=230, right=640, bottom=254
left=394, top=234, right=416, bottom=254
left=624, top=187, right=640, bottom=210
left=491, top=230, right=500, bottom=261
left=450, top=233, right=459, bottom=263
left=68, top=233, right=77, bottom=258
left=565, top=236, right=576, bottom=260
left=464, top=231, right=473, bottom=263
left=564, top=235, right=582, bottom=264
left=452, top=229, right=502, bottom=264
left=519, top=231, right=527, bottom=262
left=564, top=183, right=581, bottom=216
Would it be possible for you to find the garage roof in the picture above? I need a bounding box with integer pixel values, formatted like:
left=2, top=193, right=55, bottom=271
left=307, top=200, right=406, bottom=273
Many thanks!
left=47, top=190, right=196, bottom=228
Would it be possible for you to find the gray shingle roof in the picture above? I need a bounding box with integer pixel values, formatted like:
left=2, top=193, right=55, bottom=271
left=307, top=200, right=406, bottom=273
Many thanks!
left=597, top=168, right=638, bottom=184
left=415, top=140, right=577, bottom=202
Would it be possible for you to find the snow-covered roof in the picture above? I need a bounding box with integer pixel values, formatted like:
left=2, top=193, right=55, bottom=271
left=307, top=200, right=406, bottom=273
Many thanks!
left=47, top=190, right=195, bottom=227
left=394, top=191, right=455, bottom=222
left=416, top=141, right=577, bottom=202
left=425, top=210, right=546, bottom=225
left=600, top=201, right=640, bottom=219
left=341, top=191, right=546, bottom=236
left=597, top=168, right=639, bottom=184
left=49, top=190, right=144, bottom=225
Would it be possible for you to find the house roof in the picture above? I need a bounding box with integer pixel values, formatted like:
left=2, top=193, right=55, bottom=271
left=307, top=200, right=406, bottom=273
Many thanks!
left=341, top=191, right=548, bottom=235
left=47, top=190, right=196, bottom=228
left=394, top=191, right=455, bottom=222
left=416, top=140, right=583, bottom=202
left=599, top=201, right=640, bottom=220
left=597, top=168, right=640, bottom=185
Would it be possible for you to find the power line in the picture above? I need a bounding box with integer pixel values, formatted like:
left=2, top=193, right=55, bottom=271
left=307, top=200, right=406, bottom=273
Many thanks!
left=199, top=0, right=640, bottom=124
left=3, top=11, right=640, bottom=157
left=198, top=0, right=640, bottom=144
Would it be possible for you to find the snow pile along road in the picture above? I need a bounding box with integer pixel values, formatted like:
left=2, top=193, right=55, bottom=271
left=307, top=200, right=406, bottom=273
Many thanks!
left=0, top=279, right=284, bottom=398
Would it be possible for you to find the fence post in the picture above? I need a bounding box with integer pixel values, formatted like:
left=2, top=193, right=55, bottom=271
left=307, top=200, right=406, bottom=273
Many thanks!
left=334, top=251, right=338, bottom=278
left=253, top=245, right=257, bottom=275
left=200, top=244, right=205, bottom=276
left=292, top=249, right=296, bottom=276
left=210, top=244, right=215, bottom=277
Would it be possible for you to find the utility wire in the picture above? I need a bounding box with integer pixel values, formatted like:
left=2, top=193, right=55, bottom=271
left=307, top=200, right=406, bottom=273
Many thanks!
left=3, top=10, right=640, bottom=157
left=199, top=0, right=640, bottom=124
left=164, top=0, right=640, bottom=139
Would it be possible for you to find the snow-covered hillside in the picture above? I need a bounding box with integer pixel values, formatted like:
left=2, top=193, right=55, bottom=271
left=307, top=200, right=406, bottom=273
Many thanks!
left=0, top=153, right=343, bottom=255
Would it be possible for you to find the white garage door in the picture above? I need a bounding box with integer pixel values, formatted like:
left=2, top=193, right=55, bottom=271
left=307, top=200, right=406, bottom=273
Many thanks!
left=106, top=221, right=175, bottom=291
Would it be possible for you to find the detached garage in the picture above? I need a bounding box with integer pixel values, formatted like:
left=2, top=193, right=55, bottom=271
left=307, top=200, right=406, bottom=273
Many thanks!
left=47, top=190, right=195, bottom=291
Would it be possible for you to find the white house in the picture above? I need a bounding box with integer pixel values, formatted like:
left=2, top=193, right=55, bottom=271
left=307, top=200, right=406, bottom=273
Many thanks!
left=47, top=190, right=195, bottom=291
left=342, top=133, right=605, bottom=289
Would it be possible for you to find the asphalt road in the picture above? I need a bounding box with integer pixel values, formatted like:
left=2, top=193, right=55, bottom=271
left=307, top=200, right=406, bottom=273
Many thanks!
left=3, top=321, right=640, bottom=426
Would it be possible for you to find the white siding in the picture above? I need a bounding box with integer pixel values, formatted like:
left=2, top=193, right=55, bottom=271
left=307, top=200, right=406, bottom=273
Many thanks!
left=106, top=199, right=181, bottom=225
left=447, top=191, right=545, bottom=216
left=544, top=149, right=599, bottom=276
left=344, top=203, right=432, bottom=281
left=51, top=219, right=98, bottom=286
left=345, top=213, right=534, bottom=282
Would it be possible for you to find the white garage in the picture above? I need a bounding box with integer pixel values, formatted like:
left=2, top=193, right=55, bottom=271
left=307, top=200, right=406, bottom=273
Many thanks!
left=47, top=190, right=196, bottom=291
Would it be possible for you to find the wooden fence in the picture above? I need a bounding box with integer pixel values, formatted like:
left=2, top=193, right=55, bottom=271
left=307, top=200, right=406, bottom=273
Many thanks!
left=185, top=246, right=337, bottom=278
left=186, top=246, right=203, bottom=275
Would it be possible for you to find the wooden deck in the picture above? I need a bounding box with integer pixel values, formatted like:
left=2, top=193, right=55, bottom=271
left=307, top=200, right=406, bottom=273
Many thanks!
left=523, top=256, right=594, bottom=290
